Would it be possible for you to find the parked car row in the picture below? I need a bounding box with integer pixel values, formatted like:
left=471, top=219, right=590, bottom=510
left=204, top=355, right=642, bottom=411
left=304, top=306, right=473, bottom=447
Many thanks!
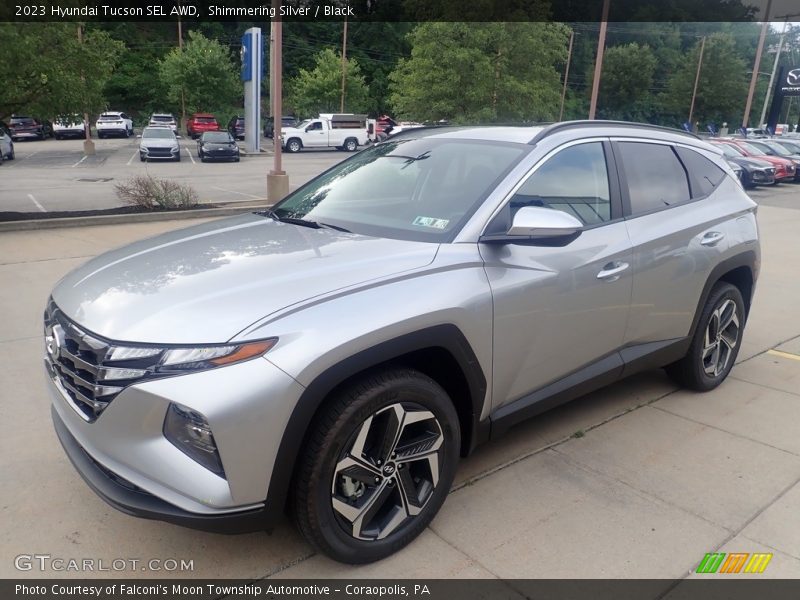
left=710, top=137, right=800, bottom=188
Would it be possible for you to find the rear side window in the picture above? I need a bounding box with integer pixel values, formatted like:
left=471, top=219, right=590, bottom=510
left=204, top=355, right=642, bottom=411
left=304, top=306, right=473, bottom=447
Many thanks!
left=618, top=142, right=690, bottom=215
left=675, top=147, right=726, bottom=198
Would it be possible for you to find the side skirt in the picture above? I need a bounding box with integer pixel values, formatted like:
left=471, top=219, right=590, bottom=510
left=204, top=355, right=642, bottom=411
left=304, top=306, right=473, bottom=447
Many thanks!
left=487, top=337, right=689, bottom=441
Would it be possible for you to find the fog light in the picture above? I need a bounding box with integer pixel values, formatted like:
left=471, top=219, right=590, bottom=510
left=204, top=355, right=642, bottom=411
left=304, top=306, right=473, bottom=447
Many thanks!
left=163, top=403, right=225, bottom=477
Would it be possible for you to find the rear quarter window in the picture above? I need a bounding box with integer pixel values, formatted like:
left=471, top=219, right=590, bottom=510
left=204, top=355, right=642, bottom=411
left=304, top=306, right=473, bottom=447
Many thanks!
left=617, top=142, right=691, bottom=215
left=675, top=147, right=727, bottom=198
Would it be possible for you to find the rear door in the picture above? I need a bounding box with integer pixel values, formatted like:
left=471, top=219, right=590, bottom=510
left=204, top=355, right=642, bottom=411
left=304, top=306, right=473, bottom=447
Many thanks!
left=615, top=140, right=731, bottom=347
left=481, top=139, right=633, bottom=408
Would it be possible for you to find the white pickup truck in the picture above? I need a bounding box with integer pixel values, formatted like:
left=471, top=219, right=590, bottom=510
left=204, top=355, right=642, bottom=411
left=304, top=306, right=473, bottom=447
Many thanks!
left=281, top=114, right=369, bottom=153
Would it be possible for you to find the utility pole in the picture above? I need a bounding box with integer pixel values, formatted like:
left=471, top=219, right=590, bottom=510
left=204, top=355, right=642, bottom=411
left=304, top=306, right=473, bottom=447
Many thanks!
left=743, top=0, right=772, bottom=129
left=688, top=36, right=706, bottom=125
left=559, top=30, right=575, bottom=122
left=588, top=0, right=610, bottom=120
left=759, top=19, right=788, bottom=129
left=178, top=1, right=186, bottom=132
left=340, top=16, right=348, bottom=113
left=77, top=23, right=95, bottom=156
left=267, top=0, right=289, bottom=203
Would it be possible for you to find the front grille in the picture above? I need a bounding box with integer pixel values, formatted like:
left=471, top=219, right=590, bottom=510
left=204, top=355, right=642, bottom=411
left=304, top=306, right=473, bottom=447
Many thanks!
left=146, top=146, right=174, bottom=157
left=44, top=299, right=164, bottom=422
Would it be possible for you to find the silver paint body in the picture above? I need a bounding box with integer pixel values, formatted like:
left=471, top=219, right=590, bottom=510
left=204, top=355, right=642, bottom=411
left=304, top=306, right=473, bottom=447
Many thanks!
left=46, top=124, right=760, bottom=515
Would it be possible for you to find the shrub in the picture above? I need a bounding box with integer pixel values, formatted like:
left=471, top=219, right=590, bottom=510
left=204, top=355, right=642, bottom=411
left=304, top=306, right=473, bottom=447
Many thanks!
left=114, top=175, right=198, bottom=210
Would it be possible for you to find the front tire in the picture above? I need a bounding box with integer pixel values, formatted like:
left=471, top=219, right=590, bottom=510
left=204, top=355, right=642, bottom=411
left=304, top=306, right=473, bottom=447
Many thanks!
left=286, top=138, right=302, bottom=153
left=666, top=282, right=745, bottom=391
left=292, top=368, right=460, bottom=564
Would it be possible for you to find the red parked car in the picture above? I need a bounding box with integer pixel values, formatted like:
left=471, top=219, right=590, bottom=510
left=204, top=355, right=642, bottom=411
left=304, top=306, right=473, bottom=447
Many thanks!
left=186, top=113, right=219, bottom=139
left=716, top=139, right=795, bottom=182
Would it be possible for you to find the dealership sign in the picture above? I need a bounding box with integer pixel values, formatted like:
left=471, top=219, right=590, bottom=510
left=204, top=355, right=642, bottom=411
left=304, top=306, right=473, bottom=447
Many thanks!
left=780, top=67, right=800, bottom=96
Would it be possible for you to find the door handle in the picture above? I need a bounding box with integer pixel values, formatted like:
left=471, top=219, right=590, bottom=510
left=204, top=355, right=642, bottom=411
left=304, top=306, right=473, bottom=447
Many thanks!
left=597, top=261, right=630, bottom=281
left=700, top=231, right=725, bottom=247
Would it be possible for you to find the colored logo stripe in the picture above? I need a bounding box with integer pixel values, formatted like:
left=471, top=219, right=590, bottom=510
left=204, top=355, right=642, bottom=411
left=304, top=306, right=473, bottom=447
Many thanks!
left=697, top=553, right=726, bottom=573
left=696, top=552, right=773, bottom=574
left=744, top=553, right=773, bottom=573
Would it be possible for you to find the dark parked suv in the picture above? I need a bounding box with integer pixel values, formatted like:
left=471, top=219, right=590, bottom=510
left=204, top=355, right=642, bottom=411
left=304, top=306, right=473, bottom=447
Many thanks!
left=47, top=121, right=759, bottom=564
left=8, top=116, right=52, bottom=140
left=227, top=116, right=245, bottom=140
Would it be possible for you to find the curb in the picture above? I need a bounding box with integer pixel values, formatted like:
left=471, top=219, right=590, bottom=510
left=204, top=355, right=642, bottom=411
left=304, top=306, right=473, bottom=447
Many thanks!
left=0, top=203, right=268, bottom=233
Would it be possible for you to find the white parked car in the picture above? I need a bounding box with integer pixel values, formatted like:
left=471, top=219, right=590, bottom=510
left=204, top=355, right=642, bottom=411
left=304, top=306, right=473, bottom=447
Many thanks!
left=96, top=112, right=133, bottom=138
left=0, top=124, right=14, bottom=164
left=53, top=116, right=87, bottom=140
left=149, top=113, right=178, bottom=133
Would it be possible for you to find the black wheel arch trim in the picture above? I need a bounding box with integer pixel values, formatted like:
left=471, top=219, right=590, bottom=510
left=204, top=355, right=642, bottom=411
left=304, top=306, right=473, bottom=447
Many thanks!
left=264, top=324, right=488, bottom=522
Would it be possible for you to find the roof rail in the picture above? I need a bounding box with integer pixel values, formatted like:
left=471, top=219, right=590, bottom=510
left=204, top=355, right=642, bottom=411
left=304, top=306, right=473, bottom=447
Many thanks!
left=529, top=120, right=701, bottom=144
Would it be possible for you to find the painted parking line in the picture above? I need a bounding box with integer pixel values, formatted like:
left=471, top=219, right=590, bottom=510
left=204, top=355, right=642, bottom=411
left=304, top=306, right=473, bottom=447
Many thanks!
left=185, top=147, right=195, bottom=164
left=211, top=186, right=263, bottom=199
left=72, top=155, right=88, bottom=168
left=767, top=349, right=800, bottom=362
left=27, top=194, right=46, bottom=212
left=126, top=149, right=138, bottom=165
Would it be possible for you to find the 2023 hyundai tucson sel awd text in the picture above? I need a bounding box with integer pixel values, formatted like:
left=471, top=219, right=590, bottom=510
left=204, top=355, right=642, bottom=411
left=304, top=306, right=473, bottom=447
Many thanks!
left=46, top=121, right=759, bottom=564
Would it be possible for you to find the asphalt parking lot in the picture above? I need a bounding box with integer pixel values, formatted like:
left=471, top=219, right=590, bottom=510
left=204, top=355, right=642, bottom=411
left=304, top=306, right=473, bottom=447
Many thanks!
left=0, top=135, right=345, bottom=213
left=0, top=187, right=799, bottom=584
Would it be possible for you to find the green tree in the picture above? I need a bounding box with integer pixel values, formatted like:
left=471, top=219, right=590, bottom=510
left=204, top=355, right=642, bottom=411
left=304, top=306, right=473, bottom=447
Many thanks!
left=663, top=33, right=749, bottom=128
left=596, top=43, right=657, bottom=121
left=286, top=48, right=370, bottom=116
left=0, top=23, right=122, bottom=121
left=158, top=31, right=240, bottom=118
left=388, top=22, right=569, bottom=123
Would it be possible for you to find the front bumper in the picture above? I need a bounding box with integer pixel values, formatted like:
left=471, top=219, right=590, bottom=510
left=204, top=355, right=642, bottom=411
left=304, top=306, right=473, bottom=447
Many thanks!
left=52, top=406, right=272, bottom=534
left=46, top=343, right=305, bottom=528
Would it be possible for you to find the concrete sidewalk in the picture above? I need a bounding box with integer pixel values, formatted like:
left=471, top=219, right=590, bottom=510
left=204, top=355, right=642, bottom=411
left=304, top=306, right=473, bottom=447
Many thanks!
left=1, top=205, right=799, bottom=580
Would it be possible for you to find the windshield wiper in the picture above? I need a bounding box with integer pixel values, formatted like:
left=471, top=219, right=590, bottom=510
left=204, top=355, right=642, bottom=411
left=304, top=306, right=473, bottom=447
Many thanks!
left=258, top=209, right=350, bottom=232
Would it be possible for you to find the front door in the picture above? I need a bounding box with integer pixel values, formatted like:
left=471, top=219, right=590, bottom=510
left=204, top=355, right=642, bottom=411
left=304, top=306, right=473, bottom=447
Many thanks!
left=480, top=140, right=633, bottom=408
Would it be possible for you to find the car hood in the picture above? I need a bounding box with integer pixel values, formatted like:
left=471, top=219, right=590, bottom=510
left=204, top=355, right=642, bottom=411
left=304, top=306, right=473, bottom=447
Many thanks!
left=141, top=138, right=177, bottom=147
left=51, top=214, right=439, bottom=344
left=729, top=156, right=774, bottom=169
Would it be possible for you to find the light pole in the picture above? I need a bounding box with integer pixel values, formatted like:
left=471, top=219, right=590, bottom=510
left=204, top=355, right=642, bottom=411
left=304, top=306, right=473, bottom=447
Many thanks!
left=267, top=0, right=289, bottom=203
left=340, top=16, right=348, bottom=113
left=588, top=0, right=610, bottom=120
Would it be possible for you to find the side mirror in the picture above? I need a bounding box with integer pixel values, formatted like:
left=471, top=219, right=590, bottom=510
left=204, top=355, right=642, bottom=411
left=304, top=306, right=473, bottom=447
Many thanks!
left=507, top=206, right=583, bottom=237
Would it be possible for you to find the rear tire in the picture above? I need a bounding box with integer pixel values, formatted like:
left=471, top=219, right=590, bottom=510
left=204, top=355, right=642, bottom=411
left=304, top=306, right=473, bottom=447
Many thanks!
left=344, top=138, right=358, bottom=152
left=665, top=282, right=745, bottom=391
left=292, top=368, right=460, bottom=564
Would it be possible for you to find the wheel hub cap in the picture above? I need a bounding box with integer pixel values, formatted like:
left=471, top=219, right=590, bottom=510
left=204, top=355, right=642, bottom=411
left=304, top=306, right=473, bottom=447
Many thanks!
left=702, top=299, right=740, bottom=377
left=331, top=403, right=444, bottom=541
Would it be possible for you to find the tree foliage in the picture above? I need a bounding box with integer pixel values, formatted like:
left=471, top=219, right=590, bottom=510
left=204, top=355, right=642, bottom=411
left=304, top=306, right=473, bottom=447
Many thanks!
left=158, top=31, right=240, bottom=117
left=286, top=48, right=370, bottom=116
left=0, top=23, right=122, bottom=121
left=388, top=22, right=569, bottom=123
left=663, top=33, right=749, bottom=127
left=595, top=43, right=657, bottom=121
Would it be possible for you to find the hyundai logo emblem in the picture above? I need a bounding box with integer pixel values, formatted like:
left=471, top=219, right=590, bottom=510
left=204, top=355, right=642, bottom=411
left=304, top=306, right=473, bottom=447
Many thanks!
left=787, top=68, right=800, bottom=86
left=382, top=464, right=396, bottom=476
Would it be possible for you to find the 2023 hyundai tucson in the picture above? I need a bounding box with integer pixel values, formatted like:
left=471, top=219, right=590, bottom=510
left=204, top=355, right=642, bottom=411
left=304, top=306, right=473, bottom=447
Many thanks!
left=46, top=121, right=759, bottom=563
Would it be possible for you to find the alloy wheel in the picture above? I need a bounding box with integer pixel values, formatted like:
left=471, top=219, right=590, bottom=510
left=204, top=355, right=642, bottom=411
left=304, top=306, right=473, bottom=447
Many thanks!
left=331, top=402, right=444, bottom=541
left=702, top=298, right=740, bottom=377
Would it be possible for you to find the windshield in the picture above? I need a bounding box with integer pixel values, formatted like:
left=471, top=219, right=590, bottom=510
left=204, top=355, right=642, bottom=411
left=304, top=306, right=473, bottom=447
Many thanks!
left=718, top=144, right=743, bottom=158
left=142, top=128, right=175, bottom=139
left=738, top=142, right=766, bottom=156
left=10, top=117, right=34, bottom=124
left=295, top=120, right=311, bottom=130
left=151, top=115, right=174, bottom=122
left=271, top=137, right=528, bottom=242
left=196, top=117, right=216, bottom=123
left=202, top=132, right=233, bottom=143
left=765, top=142, right=793, bottom=156
left=99, top=114, right=121, bottom=120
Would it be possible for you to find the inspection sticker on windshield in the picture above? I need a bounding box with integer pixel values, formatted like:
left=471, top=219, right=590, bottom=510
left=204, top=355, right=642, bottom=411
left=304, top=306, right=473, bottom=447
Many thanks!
left=413, top=216, right=449, bottom=229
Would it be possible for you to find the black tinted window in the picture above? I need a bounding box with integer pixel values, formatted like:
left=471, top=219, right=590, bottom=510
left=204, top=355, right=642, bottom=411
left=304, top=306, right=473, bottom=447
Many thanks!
left=676, top=147, right=726, bottom=198
left=509, top=142, right=611, bottom=225
left=618, top=142, right=690, bottom=215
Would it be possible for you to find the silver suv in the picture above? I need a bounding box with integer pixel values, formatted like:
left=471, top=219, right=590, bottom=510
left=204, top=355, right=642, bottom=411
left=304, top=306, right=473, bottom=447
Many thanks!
left=45, top=121, right=759, bottom=563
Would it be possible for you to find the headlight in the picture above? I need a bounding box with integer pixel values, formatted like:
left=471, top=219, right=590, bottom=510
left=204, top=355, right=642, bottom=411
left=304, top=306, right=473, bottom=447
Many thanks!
left=105, top=338, right=277, bottom=375
left=171, top=146, right=179, bottom=153
left=139, top=145, right=146, bottom=151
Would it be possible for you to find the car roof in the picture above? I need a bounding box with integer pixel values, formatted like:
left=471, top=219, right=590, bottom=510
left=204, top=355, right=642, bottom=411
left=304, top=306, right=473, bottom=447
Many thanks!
left=192, top=113, right=215, bottom=117
left=143, top=125, right=174, bottom=131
